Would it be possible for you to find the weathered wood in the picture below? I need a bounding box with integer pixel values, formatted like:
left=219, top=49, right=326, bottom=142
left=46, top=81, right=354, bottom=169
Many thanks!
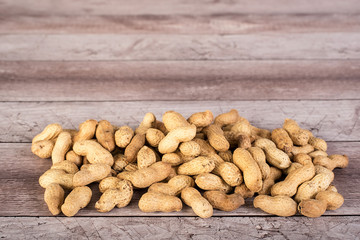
left=1, top=216, right=360, bottom=240
left=1, top=33, right=360, bottom=61
left=1, top=0, right=360, bottom=15
left=0, top=142, right=358, bottom=217
left=1, top=100, right=359, bottom=143
left=1, top=61, right=360, bottom=101
left=1, top=14, right=360, bottom=34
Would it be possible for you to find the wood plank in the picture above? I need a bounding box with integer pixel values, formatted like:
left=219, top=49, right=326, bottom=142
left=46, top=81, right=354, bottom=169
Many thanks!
left=1, top=33, right=360, bottom=61
left=1, top=216, right=360, bottom=239
left=1, top=100, right=359, bottom=143
left=1, top=61, right=360, bottom=101
left=1, top=14, right=360, bottom=34
left=1, top=0, right=360, bottom=15
left=0, top=142, right=358, bottom=217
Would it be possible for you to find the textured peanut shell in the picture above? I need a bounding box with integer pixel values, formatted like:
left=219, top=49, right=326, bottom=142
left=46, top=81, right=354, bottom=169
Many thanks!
left=181, top=187, right=213, bottom=218
left=117, top=162, right=172, bottom=188
left=298, top=199, right=327, bottom=218
left=139, top=192, right=182, bottom=213
left=179, top=141, right=201, bottom=157
left=271, top=162, right=315, bottom=197
left=52, top=132, right=72, bottom=164
left=73, top=164, right=111, bottom=187
left=135, top=112, right=156, bottom=134
left=95, top=180, right=133, bottom=212
left=73, top=119, right=98, bottom=142
left=271, top=128, right=293, bottom=153
left=162, top=153, right=183, bottom=166
left=283, top=162, right=303, bottom=175
left=44, top=183, right=65, bottom=215
left=32, top=123, right=62, bottom=143
left=233, top=148, right=263, bottom=192
left=254, top=138, right=291, bottom=169
left=96, top=120, right=115, bottom=152
left=293, top=153, right=313, bottom=165
left=73, top=140, right=114, bottom=166
left=234, top=183, right=254, bottom=199
left=283, top=118, right=310, bottom=146
left=137, top=146, right=157, bottom=169
left=251, top=126, right=271, bottom=139
left=177, top=156, right=215, bottom=175
left=149, top=175, right=194, bottom=196
left=31, top=139, right=55, bottom=159
left=124, top=133, right=145, bottom=163
left=203, top=191, right=244, bottom=212
left=158, top=125, right=197, bottom=154
left=223, top=131, right=241, bottom=147
left=193, top=138, right=216, bottom=156
left=309, top=136, right=327, bottom=151
left=154, top=120, right=169, bottom=135
left=291, top=144, right=314, bottom=156
left=214, top=109, right=239, bottom=127
left=125, top=163, right=138, bottom=172
left=39, top=169, right=74, bottom=189
left=195, top=173, right=232, bottom=193
left=162, top=111, right=190, bottom=131
left=308, top=150, right=328, bottom=158
left=248, top=147, right=270, bottom=180
left=231, top=118, right=252, bottom=136
left=218, top=150, right=232, bottom=162
left=204, top=124, right=230, bottom=152
left=237, top=134, right=252, bottom=149
left=188, top=110, right=214, bottom=128
left=51, top=160, right=79, bottom=174
left=258, top=167, right=282, bottom=195
left=146, top=128, right=165, bottom=147
left=294, top=166, right=334, bottom=202
left=253, top=195, right=297, bottom=217
left=99, top=177, right=122, bottom=193
left=61, top=186, right=92, bottom=217
left=65, top=150, right=82, bottom=166
left=218, top=162, right=243, bottom=187
left=112, top=154, right=128, bottom=171
left=316, top=191, right=344, bottom=210
left=115, top=126, right=134, bottom=148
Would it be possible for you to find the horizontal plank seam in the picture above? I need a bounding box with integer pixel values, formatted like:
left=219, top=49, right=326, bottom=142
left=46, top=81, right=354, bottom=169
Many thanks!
left=1, top=59, right=360, bottom=62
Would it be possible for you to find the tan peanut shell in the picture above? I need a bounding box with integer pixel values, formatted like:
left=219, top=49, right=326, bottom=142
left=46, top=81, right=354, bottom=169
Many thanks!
left=258, top=167, right=282, bottom=195
left=158, top=125, right=197, bottom=154
left=254, top=138, right=291, bottom=169
left=316, top=190, right=344, bottom=210
left=309, top=136, right=327, bottom=151
left=125, top=163, right=138, bottom=172
left=31, top=139, right=55, bottom=159
left=233, top=148, right=263, bottom=192
left=223, top=130, right=241, bottom=147
left=66, top=150, right=82, bottom=166
left=181, top=187, right=213, bottom=218
left=73, top=140, right=114, bottom=166
left=283, top=162, right=303, bottom=175
left=112, top=154, right=128, bottom=171
left=294, top=165, right=334, bottom=202
left=52, top=131, right=72, bottom=164
left=291, top=144, right=314, bottom=156
left=218, top=150, right=232, bottom=162
left=32, top=123, right=62, bottom=143
left=61, top=186, right=92, bottom=217
left=95, top=180, right=133, bottom=212
left=251, top=126, right=271, bottom=139
left=234, top=183, right=254, bottom=199
left=117, top=162, right=172, bottom=188
left=44, top=183, right=65, bottom=215
left=313, top=155, right=349, bottom=170
left=164, top=166, right=178, bottom=181
left=248, top=147, right=270, bottom=180
left=238, top=135, right=252, bottom=149
left=203, top=191, right=245, bottom=212
left=123, top=133, right=145, bottom=163
left=188, top=110, right=214, bottom=128
left=177, top=156, right=215, bottom=175
left=214, top=109, right=239, bottom=127
left=39, top=169, right=74, bottom=189
left=253, top=195, right=297, bottom=217
left=99, top=177, right=122, bottom=193
left=154, top=120, right=169, bottom=135
left=51, top=160, right=79, bottom=174
left=192, top=138, right=216, bottom=156
left=283, top=118, right=310, bottom=146
left=137, top=146, right=157, bottom=169
left=139, top=192, right=182, bottom=213
left=73, top=119, right=98, bottom=142
left=195, top=173, right=232, bottom=193
left=146, top=128, right=165, bottom=147
left=96, top=120, right=115, bottom=152
left=162, top=111, right=190, bottom=131
left=308, top=150, right=328, bottom=158
left=115, top=126, right=134, bottom=148
left=179, top=141, right=201, bottom=157
left=204, top=124, right=230, bottom=152
left=162, top=153, right=183, bottom=166
left=136, top=112, right=156, bottom=134
left=271, top=128, right=293, bottom=153
left=217, top=162, right=243, bottom=187
left=73, top=164, right=111, bottom=187
left=149, top=175, right=194, bottom=196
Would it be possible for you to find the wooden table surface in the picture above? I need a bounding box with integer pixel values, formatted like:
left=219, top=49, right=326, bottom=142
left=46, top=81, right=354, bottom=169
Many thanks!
left=1, top=0, right=360, bottom=239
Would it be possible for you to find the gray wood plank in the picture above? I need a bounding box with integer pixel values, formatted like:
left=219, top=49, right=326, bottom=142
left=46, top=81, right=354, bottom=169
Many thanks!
left=0, top=142, right=358, bottom=217
left=1, top=61, right=360, bottom=101
left=1, top=0, right=360, bottom=15
left=1, top=100, right=359, bottom=143
left=1, top=33, right=360, bottom=61
left=1, top=14, right=360, bottom=34
left=1, top=216, right=360, bottom=240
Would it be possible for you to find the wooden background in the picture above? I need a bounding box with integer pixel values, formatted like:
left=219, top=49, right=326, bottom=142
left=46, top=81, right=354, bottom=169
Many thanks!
left=1, top=0, right=360, bottom=239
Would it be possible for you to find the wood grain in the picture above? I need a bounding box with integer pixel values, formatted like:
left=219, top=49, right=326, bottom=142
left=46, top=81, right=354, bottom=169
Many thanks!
left=1, top=216, right=360, bottom=239
left=1, top=0, right=360, bottom=15
left=1, top=100, right=359, bottom=143
left=1, top=14, right=360, bottom=34
left=1, top=33, right=360, bottom=61
left=1, top=61, right=360, bottom=101
left=0, top=142, right=358, bottom=217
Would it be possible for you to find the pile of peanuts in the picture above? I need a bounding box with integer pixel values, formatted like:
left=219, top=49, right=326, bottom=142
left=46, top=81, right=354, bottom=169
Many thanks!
left=31, top=110, right=348, bottom=218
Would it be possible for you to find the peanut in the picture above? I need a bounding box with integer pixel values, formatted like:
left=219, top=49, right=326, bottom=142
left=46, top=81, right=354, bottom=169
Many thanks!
left=96, top=120, right=115, bottom=152
left=52, top=132, right=72, bottom=164
left=177, top=156, right=215, bottom=175
left=188, top=110, right=214, bottom=128
left=139, top=192, right=182, bottom=213
left=115, top=126, right=134, bottom=148
left=254, top=138, right=291, bottom=169
left=181, top=187, right=213, bottom=218
left=254, top=195, right=297, bottom=217
left=271, top=128, right=293, bottom=153
left=44, top=183, right=65, bottom=215
left=61, top=186, right=92, bottom=217
left=158, top=125, right=197, bottom=154
left=73, top=140, right=114, bottom=166
left=73, top=119, right=98, bottom=142
left=203, top=191, right=245, bottom=212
